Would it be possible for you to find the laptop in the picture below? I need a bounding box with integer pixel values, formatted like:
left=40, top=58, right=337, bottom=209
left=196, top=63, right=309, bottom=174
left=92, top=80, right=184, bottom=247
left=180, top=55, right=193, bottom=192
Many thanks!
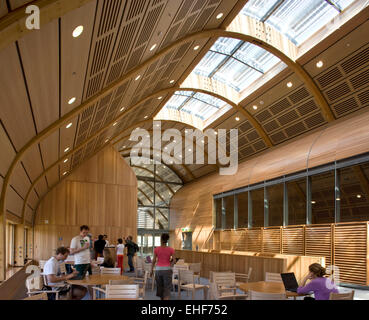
left=281, top=273, right=299, bottom=292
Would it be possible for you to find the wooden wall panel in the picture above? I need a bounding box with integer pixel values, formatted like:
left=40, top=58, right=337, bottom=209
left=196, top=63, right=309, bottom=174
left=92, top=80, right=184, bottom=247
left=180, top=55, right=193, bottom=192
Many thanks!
left=34, top=146, right=137, bottom=261
left=0, top=125, right=16, bottom=176
left=334, top=222, right=368, bottom=285
left=0, top=1, right=7, bottom=18
left=6, top=187, right=24, bottom=217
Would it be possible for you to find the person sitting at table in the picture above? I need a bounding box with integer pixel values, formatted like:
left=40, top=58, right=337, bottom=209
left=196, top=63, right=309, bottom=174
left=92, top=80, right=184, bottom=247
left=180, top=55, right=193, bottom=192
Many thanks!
left=101, top=248, right=115, bottom=268
left=94, top=235, right=106, bottom=259
left=297, top=263, right=339, bottom=300
left=43, top=246, right=85, bottom=300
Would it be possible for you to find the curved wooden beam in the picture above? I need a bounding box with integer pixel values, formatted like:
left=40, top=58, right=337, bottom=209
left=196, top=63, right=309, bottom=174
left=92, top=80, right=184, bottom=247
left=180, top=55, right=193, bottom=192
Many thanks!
left=137, top=187, right=167, bottom=223
left=2, top=28, right=332, bottom=226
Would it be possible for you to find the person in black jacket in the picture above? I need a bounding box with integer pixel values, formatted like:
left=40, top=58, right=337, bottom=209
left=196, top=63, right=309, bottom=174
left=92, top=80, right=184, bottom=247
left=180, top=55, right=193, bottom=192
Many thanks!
left=125, top=236, right=138, bottom=272
left=94, top=235, right=106, bottom=259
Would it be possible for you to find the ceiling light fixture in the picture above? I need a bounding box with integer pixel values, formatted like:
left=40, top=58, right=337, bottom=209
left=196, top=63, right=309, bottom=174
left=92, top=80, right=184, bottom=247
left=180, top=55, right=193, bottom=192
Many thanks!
left=150, top=44, right=157, bottom=51
left=64, top=147, right=70, bottom=153
left=193, top=45, right=200, bottom=51
left=311, top=201, right=316, bottom=204
left=64, top=159, right=68, bottom=163
left=66, top=122, right=73, bottom=129
left=135, top=75, right=141, bottom=81
left=235, top=117, right=240, bottom=121
left=68, top=97, right=76, bottom=105
left=287, top=82, right=293, bottom=88
left=216, top=13, right=224, bottom=19
left=158, top=96, right=163, bottom=100
left=72, top=26, right=84, bottom=38
left=63, top=172, right=68, bottom=176
left=253, top=105, right=258, bottom=110
left=316, top=61, right=324, bottom=68
left=120, top=107, right=125, bottom=112
left=357, top=194, right=362, bottom=198
left=170, top=80, right=175, bottom=84
left=113, top=122, right=118, bottom=126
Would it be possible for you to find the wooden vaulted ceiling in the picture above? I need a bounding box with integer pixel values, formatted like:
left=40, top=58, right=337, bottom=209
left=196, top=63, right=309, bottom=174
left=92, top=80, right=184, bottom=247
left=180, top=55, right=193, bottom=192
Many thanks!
left=0, top=0, right=368, bottom=227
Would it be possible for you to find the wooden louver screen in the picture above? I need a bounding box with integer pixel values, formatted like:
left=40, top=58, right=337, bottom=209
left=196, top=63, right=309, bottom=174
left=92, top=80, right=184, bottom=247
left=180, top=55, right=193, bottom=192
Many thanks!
left=282, top=226, right=304, bottom=255
left=305, top=225, right=332, bottom=267
left=262, top=227, right=281, bottom=254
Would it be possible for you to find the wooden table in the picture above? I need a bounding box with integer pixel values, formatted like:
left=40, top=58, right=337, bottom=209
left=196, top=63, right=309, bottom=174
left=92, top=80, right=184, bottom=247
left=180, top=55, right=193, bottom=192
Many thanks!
left=66, top=274, right=130, bottom=286
left=239, top=281, right=306, bottom=299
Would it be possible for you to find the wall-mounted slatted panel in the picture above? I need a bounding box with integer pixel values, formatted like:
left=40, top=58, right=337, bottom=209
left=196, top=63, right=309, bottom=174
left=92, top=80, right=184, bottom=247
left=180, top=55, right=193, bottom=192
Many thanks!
left=282, top=226, right=304, bottom=255
left=334, top=223, right=368, bottom=286
left=262, top=227, right=281, bottom=253
left=219, top=230, right=232, bottom=250
left=83, top=0, right=126, bottom=100
left=305, top=224, right=332, bottom=267
left=245, top=228, right=262, bottom=252
left=18, top=20, right=59, bottom=133
left=0, top=43, right=36, bottom=151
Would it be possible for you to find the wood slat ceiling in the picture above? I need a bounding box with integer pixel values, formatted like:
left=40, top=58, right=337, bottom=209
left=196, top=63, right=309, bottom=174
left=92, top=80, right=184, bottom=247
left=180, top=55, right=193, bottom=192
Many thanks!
left=0, top=1, right=368, bottom=225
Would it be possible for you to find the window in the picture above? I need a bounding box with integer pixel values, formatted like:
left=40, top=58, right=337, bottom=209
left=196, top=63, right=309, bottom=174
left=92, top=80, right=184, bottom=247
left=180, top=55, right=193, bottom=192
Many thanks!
left=224, top=195, right=235, bottom=229
left=238, top=192, right=249, bottom=228
left=215, top=198, right=222, bottom=229
left=287, top=178, right=306, bottom=225
left=250, top=188, right=264, bottom=227
left=267, top=183, right=284, bottom=226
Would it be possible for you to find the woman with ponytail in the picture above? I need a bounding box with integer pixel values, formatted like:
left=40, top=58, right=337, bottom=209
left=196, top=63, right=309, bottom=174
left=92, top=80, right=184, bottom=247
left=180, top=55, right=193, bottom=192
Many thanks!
left=297, top=263, right=339, bottom=300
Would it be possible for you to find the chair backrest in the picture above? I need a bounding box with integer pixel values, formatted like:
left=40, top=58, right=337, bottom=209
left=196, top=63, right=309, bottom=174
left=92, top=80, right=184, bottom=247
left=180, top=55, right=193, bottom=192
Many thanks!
left=26, top=276, right=44, bottom=292
left=38, top=260, right=47, bottom=271
left=23, top=292, right=48, bottom=300
left=235, top=267, right=252, bottom=283
left=265, top=272, right=282, bottom=282
left=249, top=290, right=286, bottom=300
left=105, top=284, right=139, bottom=299
left=177, top=259, right=185, bottom=264
left=179, top=270, right=195, bottom=285
left=109, top=279, right=134, bottom=285
left=189, top=262, right=201, bottom=274
left=59, top=262, right=67, bottom=275
left=96, top=257, right=104, bottom=264
left=100, top=267, right=121, bottom=275
left=143, top=263, right=152, bottom=272
left=212, top=272, right=236, bottom=287
left=173, top=264, right=189, bottom=275
left=329, top=290, right=354, bottom=300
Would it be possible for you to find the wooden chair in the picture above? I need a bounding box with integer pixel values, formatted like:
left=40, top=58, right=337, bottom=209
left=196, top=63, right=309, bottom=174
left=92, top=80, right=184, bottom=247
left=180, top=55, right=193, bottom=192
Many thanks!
left=177, top=259, right=185, bottom=264
left=249, top=290, right=286, bottom=300
left=235, top=267, right=252, bottom=287
left=143, top=263, right=155, bottom=291
left=92, top=284, right=140, bottom=300
left=26, top=276, right=60, bottom=300
left=211, top=272, right=247, bottom=300
left=42, top=272, right=72, bottom=300
left=265, top=272, right=282, bottom=282
left=100, top=267, right=121, bottom=274
left=329, top=290, right=354, bottom=300
left=189, top=262, right=201, bottom=284
left=109, top=271, right=149, bottom=298
left=23, top=292, right=48, bottom=300
left=178, top=270, right=208, bottom=300
left=134, top=256, right=145, bottom=277
left=172, top=264, right=189, bottom=292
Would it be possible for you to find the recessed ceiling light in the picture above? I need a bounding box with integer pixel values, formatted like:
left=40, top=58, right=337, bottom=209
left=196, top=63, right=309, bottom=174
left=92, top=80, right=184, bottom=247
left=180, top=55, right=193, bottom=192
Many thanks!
left=253, top=105, right=258, bottom=110
left=105, top=139, right=109, bottom=143
left=64, top=159, right=68, bottom=163
left=316, top=61, right=324, bottom=68
left=357, top=194, right=362, bottom=198
left=150, top=44, right=157, bottom=51
left=120, top=107, right=125, bottom=112
left=158, top=96, right=163, bottom=100
left=336, top=197, right=341, bottom=201
left=311, top=201, right=316, bottom=204
left=72, top=26, right=84, bottom=38
left=64, top=147, right=70, bottom=153
left=113, top=122, right=118, bottom=126
left=235, top=117, right=240, bottom=121
left=193, top=45, right=200, bottom=51
left=216, top=13, right=224, bottom=19
left=287, top=82, right=293, bottom=88
left=144, top=116, right=148, bottom=119
left=63, top=172, right=68, bottom=176
left=135, top=75, right=141, bottom=81
left=68, top=97, right=76, bottom=105
left=170, top=80, right=175, bottom=84
left=66, top=122, right=73, bottom=129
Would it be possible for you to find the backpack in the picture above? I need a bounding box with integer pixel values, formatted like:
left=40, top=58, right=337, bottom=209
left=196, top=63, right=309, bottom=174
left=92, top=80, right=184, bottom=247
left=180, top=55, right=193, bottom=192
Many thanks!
left=134, top=243, right=139, bottom=252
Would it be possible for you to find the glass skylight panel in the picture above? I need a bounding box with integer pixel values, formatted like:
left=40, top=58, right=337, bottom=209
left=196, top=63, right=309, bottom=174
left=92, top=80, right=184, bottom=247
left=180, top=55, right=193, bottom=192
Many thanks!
left=233, top=42, right=279, bottom=73
left=214, top=58, right=262, bottom=91
left=181, top=99, right=218, bottom=120
left=210, top=37, right=242, bottom=55
left=165, top=94, right=188, bottom=109
left=176, top=90, right=193, bottom=97
left=194, top=51, right=228, bottom=77
left=193, top=92, right=225, bottom=109
left=332, top=0, right=355, bottom=10
left=241, top=0, right=281, bottom=20
left=267, top=0, right=338, bottom=45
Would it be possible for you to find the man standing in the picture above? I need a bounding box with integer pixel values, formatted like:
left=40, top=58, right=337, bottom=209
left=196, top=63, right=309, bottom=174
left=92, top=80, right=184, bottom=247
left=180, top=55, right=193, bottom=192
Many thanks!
left=103, top=234, right=110, bottom=247
left=125, top=236, right=138, bottom=272
left=70, top=225, right=92, bottom=278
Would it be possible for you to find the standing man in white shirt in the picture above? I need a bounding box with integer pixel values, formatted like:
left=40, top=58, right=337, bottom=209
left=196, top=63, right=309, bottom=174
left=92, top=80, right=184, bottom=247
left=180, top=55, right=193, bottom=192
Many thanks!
left=70, top=225, right=92, bottom=279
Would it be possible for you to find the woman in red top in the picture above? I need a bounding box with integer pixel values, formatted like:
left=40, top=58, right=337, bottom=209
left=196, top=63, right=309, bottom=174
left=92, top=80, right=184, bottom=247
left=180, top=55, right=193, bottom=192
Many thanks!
left=151, top=233, right=175, bottom=300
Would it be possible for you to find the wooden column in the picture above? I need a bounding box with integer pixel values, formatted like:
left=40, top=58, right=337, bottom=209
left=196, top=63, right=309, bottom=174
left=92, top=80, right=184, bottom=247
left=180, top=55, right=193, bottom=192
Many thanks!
left=14, top=224, right=24, bottom=266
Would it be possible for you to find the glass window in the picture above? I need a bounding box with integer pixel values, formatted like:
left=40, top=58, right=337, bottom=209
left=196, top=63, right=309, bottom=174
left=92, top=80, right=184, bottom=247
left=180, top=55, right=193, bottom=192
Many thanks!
left=286, top=178, right=306, bottom=225
left=238, top=192, right=249, bottom=228
left=137, top=207, right=155, bottom=229
left=250, top=188, right=264, bottom=227
left=155, top=208, right=169, bottom=230
left=215, top=198, right=222, bottom=229
left=155, top=183, right=172, bottom=207
left=267, top=183, right=284, bottom=226
left=311, top=170, right=335, bottom=224
left=224, top=195, right=235, bottom=229
left=338, top=163, right=369, bottom=222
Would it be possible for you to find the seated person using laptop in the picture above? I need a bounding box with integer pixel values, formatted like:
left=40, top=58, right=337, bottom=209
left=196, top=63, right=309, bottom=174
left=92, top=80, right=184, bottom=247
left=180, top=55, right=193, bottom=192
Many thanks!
left=297, top=263, right=339, bottom=300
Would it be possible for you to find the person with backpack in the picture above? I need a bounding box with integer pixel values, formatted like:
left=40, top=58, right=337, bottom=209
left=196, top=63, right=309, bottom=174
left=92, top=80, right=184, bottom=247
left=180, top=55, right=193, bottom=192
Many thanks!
left=125, top=236, right=139, bottom=272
